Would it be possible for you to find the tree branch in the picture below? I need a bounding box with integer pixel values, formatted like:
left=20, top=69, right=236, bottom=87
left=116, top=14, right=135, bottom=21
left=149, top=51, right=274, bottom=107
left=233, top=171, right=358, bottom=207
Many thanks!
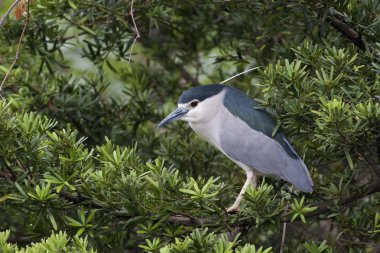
left=0, top=0, right=21, bottom=28
left=323, top=9, right=366, bottom=51
left=328, top=17, right=365, bottom=51
left=294, top=180, right=380, bottom=220
left=58, top=190, right=81, bottom=204
left=7, top=235, right=37, bottom=246
left=2, top=172, right=378, bottom=230
left=0, top=0, right=30, bottom=96
left=128, top=0, right=141, bottom=63
left=58, top=190, right=103, bottom=208
left=167, top=213, right=207, bottom=226
left=52, top=181, right=380, bottom=227
left=167, top=180, right=380, bottom=227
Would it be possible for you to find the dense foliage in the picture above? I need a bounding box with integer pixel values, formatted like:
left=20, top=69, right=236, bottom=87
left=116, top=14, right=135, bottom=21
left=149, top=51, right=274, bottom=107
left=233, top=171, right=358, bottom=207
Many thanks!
left=0, top=0, right=379, bottom=252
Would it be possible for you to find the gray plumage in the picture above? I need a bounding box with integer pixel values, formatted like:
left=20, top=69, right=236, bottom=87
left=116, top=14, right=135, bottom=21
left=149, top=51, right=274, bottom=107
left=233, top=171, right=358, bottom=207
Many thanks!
left=223, top=85, right=297, bottom=159
left=178, top=84, right=313, bottom=192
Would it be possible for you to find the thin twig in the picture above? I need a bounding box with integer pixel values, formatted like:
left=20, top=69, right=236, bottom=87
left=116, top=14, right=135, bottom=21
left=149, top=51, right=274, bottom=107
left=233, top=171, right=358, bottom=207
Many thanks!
left=280, top=188, right=293, bottom=253
left=0, top=0, right=21, bottom=28
left=220, top=67, right=261, bottom=84
left=0, top=0, right=30, bottom=96
left=128, top=0, right=140, bottom=63
left=168, top=214, right=206, bottom=226
left=280, top=217, right=288, bottom=253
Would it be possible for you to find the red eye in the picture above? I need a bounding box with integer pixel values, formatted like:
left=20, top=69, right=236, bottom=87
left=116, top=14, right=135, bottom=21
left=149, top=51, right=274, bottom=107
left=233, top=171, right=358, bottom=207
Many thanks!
left=190, top=101, right=199, bottom=108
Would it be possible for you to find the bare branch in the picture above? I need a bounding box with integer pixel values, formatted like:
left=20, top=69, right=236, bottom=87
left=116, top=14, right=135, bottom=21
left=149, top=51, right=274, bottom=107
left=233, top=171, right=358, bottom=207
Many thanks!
left=0, top=0, right=21, bottom=28
left=0, top=0, right=30, bottom=96
left=7, top=235, right=37, bottom=246
left=167, top=180, right=380, bottom=227
left=128, top=0, right=141, bottom=63
left=58, top=190, right=81, bottom=204
left=328, top=17, right=366, bottom=51
left=280, top=192, right=292, bottom=253
left=321, top=9, right=366, bottom=51
left=168, top=214, right=207, bottom=226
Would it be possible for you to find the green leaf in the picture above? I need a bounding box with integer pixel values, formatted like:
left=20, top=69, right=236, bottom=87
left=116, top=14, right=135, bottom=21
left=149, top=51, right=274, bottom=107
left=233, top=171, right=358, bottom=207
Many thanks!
left=0, top=194, right=12, bottom=203
left=68, top=0, right=77, bottom=9
left=291, top=213, right=299, bottom=222
left=179, top=189, right=197, bottom=195
left=344, top=149, right=354, bottom=169
left=47, top=209, right=58, bottom=231
left=76, top=228, right=85, bottom=236
left=15, top=182, right=27, bottom=197
left=65, top=216, right=83, bottom=227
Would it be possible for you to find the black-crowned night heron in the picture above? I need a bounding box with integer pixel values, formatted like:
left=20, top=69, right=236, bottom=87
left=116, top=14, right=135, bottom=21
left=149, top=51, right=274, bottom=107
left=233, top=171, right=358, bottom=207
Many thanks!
left=158, top=84, right=313, bottom=212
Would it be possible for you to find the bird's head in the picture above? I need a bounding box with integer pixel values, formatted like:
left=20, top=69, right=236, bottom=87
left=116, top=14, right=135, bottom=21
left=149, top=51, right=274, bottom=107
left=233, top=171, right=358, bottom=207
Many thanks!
left=157, top=84, right=226, bottom=128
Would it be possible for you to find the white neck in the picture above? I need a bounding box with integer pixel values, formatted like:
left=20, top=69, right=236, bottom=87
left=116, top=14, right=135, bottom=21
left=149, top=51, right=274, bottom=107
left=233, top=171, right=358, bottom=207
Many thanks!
left=187, top=90, right=226, bottom=147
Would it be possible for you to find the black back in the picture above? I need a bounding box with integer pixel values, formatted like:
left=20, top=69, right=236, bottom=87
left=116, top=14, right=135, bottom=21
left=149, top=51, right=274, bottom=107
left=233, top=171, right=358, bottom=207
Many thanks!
left=178, top=84, right=225, bottom=104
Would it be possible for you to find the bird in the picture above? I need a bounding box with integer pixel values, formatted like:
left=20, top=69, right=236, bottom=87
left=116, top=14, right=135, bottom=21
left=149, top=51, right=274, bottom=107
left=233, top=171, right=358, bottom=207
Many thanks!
left=157, top=84, right=313, bottom=212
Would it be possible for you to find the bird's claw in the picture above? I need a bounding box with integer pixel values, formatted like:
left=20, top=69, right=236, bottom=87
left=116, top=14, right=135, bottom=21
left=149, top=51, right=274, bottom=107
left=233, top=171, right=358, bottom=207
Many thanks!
left=226, top=205, right=240, bottom=213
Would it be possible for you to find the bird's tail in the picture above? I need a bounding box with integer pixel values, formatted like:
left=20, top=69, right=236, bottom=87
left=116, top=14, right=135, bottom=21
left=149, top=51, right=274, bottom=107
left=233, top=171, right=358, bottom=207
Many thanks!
left=281, top=137, right=313, bottom=193
left=291, top=158, right=313, bottom=193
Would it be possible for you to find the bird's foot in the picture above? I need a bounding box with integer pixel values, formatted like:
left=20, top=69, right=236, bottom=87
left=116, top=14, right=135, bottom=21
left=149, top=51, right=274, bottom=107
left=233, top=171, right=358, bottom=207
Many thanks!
left=226, top=204, right=240, bottom=213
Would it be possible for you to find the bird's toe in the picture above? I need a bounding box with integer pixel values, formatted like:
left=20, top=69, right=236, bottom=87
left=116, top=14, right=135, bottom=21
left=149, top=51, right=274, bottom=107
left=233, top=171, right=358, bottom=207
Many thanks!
left=226, top=205, right=240, bottom=213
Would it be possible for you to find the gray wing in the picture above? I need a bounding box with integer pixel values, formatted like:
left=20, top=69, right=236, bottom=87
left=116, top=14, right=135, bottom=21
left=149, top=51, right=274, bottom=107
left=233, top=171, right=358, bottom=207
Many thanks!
left=219, top=87, right=313, bottom=192
left=223, top=86, right=298, bottom=159
left=220, top=128, right=313, bottom=192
